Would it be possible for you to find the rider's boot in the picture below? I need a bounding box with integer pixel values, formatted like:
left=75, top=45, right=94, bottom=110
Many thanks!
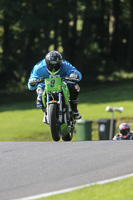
left=36, top=88, right=44, bottom=109
left=36, top=100, right=43, bottom=109
left=71, top=99, right=82, bottom=120
left=43, top=112, right=46, bottom=123
left=36, top=88, right=47, bottom=123
left=40, top=107, right=46, bottom=123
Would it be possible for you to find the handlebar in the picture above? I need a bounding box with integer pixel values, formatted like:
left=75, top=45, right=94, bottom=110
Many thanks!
left=36, top=76, right=78, bottom=84
left=36, top=77, right=45, bottom=84
left=61, top=77, right=78, bottom=82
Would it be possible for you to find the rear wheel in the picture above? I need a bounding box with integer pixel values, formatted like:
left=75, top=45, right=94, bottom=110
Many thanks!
left=49, top=104, right=61, bottom=141
left=62, top=107, right=74, bottom=141
left=62, top=131, right=73, bottom=141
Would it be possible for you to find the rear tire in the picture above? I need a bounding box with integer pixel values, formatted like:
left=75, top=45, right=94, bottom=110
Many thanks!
left=62, top=131, right=73, bottom=141
left=49, top=104, right=61, bottom=141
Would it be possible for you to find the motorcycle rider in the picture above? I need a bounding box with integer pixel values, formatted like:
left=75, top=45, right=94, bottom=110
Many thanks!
left=28, top=50, right=82, bottom=120
left=113, top=122, right=133, bottom=140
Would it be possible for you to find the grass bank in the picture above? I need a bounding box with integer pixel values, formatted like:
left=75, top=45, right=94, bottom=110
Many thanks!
left=37, top=176, right=133, bottom=200
left=0, top=80, right=133, bottom=141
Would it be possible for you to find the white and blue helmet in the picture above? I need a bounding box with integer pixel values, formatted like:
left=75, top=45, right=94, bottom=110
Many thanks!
left=119, top=123, right=130, bottom=135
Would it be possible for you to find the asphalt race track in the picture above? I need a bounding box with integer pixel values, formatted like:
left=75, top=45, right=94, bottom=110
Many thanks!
left=0, top=141, right=133, bottom=200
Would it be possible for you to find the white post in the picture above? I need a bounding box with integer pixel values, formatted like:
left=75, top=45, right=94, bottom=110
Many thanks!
left=106, top=106, right=123, bottom=140
left=109, top=111, right=114, bottom=140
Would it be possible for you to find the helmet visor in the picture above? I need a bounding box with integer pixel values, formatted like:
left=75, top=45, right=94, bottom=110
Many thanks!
left=120, top=129, right=129, bottom=135
left=47, top=63, right=61, bottom=74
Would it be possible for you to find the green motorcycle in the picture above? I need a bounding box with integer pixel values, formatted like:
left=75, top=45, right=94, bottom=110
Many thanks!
left=37, top=75, right=76, bottom=141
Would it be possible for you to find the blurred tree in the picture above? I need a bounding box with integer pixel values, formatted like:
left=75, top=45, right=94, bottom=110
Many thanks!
left=0, top=0, right=22, bottom=88
left=128, top=0, right=133, bottom=69
left=0, top=0, right=133, bottom=90
left=108, top=0, right=120, bottom=61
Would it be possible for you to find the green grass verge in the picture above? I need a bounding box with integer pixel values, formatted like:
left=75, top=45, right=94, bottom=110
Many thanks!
left=0, top=102, right=52, bottom=141
left=34, top=176, right=133, bottom=200
left=0, top=80, right=133, bottom=141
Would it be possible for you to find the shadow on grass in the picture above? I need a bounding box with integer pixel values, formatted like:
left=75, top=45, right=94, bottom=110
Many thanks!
left=79, top=79, right=133, bottom=104
left=1, top=79, right=133, bottom=112
left=0, top=90, right=36, bottom=112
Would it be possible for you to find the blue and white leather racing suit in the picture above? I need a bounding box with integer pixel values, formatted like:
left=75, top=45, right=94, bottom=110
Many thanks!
left=28, top=59, right=82, bottom=110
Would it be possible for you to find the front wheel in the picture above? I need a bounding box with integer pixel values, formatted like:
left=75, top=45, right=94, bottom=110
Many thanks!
left=49, top=104, right=61, bottom=141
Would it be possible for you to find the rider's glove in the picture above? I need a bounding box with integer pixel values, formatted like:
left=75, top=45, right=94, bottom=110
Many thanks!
left=69, top=73, right=79, bottom=79
left=29, top=78, right=37, bottom=87
left=36, top=77, right=44, bottom=83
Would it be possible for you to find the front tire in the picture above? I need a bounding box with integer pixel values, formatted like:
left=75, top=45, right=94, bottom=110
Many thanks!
left=49, top=104, right=61, bottom=141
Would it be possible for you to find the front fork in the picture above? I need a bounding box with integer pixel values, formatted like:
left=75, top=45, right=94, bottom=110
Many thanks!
left=46, top=92, right=75, bottom=130
left=46, top=93, right=50, bottom=124
left=58, top=93, right=62, bottom=123
left=46, top=92, right=63, bottom=124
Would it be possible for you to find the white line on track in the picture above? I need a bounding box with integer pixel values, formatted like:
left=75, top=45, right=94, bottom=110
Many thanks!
left=13, top=173, right=133, bottom=200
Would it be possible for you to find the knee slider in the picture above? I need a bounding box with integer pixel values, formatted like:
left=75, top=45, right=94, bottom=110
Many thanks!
left=36, top=88, right=44, bottom=95
left=75, top=84, right=80, bottom=92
